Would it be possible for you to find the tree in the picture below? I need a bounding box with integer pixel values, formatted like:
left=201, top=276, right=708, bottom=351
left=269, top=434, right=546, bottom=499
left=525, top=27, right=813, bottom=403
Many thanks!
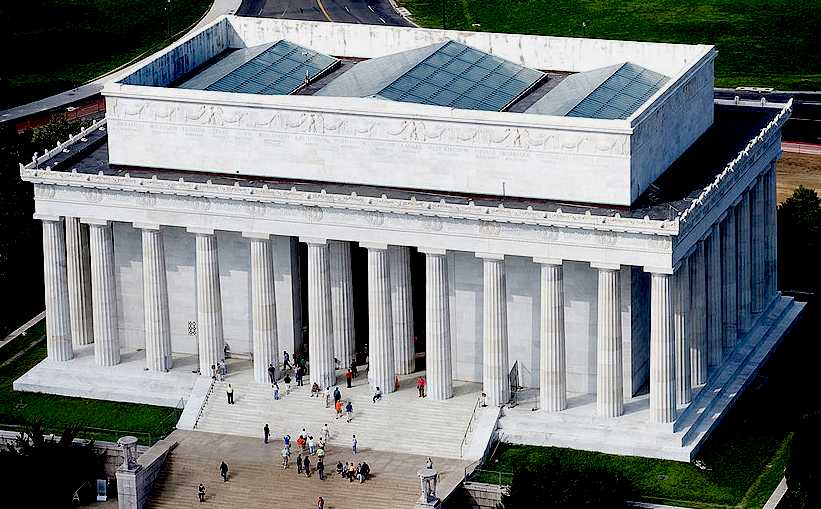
left=785, top=412, right=821, bottom=508
left=777, top=185, right=821, bottom=294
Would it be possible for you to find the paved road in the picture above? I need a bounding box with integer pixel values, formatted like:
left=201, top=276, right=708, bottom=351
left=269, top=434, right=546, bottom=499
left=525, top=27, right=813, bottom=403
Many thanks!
left=237, top=0, right=411, bottom=25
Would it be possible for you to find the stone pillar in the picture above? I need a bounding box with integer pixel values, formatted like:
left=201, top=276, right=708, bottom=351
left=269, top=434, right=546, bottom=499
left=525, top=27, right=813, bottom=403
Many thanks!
left=736, top=191, right=753, bottom=334
left=38, top=215, right=73, bottom=361
left=535, top=258, right=566, bottom=412
left=329, top=240, right=356, bottom=369
left=594, top=264, right=623, bottom=418
left=689, top=243, right=708, bottom=385
left=302, top=238, right=336, bottom=389
left=478, top=254, right=509, bottom=407
left=751, top=176, right=766, bottom=313
left=140, top=225, right=172, bottom=372
left=64, top=216, right=93, bottom=346
left=674, top=259, right=692, bottom=404
left=390, top=245, right=415, bottom=375
left=765, top=166, right=778, bottom=299
left=721, top=211, right=738, bottom=351
left=191, top=228, right=224, bottom=376
left=246, top=233, right=279, bottom=385
left=364, top=243, right=395, bottom=393
left=422, top=248, right=452, bottom=400
left=87, top=220, right=120, bottom=366
left=705, top=224, right=722, bottom=370
left=649, top=271, right=677, bottom=423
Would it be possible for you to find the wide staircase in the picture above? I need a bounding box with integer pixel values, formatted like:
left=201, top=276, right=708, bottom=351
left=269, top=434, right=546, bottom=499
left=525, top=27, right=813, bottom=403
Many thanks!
left=145, top=430, right=467, bottom=509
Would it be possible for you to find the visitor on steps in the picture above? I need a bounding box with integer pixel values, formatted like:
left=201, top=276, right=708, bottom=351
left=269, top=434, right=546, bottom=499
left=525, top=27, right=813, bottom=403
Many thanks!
left=303, top=455, right=311, bottom=477
left=268, top=363, right=276, bottom=384
left=296, top=366, right=305, bottom=387
left=297, top=453, right=303, bottom=474
left=322, top=423, right=330, bottom=442
left=351, top=434, right=357, bottom=455
left=417, top=376, right=426, bottom=397
left=345, top=369, right=353, bottom=388
left=395, top=374, right=401, bottom=391
left=317, top=458, right=325, bottom=480
left=263, top=423, right=270, bottom=444
left=281, top=446, right=290, bottom=468
left=317, top=445, right=325, bottom=461
left=283, top=350, right=292, bottom=371
left=350, top=361, right=358, bottom=378
left=197, top=483, right=206, bottom=503
left=273, top=382, right=280, bottom=400
left=316, top=496, right=325, bottom=509
left=219, top=461, right=229, bottom=482
left=359, top=461, right=370, bottom=483
left=480, top=392, right=487, bottom=407
left=336, top=461, right=344, bottom=476
left=335, top=400, right=343, bottom=419
left=372, top=386, right=382, bottom=403
left=333, top=386, right=341, bottom=403
left=324, top=386, right=331, bottom=408
left=210, top=364, right=217, bottom=380
left=226, top=384, right=234, bottom=404
left=425, top=458, right=433, bottom=469
left=311, top=382, right=321, bottom=397
left=283, top=374, right=291, bottom=395
left=345, top=401, right=353, bottom=422
left=348, top=462, right=356, bottom=482
left=283, top=434, right=291, bottom=452
left=308, top=435, right=317, bottom=455
left=296, top=435, right=306, bottom=453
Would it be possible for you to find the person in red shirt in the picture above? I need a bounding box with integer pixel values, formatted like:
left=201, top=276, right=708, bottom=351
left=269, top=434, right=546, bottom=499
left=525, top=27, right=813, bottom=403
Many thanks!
left=416, top=376, right=426, bottom=398
left=345, top=368, right=353, bottom=388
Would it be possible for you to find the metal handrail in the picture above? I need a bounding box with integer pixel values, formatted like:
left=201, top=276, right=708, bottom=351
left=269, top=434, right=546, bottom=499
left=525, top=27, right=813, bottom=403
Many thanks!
left=458, top=393, right=482, bottom=458
left=193, top=378, right=216, bottom=429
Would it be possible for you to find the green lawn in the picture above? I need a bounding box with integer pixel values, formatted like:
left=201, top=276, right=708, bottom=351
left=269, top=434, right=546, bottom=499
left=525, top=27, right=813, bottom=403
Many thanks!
left=397, top=0, right=821, bottom=90
left=0, top=0, right=213, bottom=110
left=0, top=320, right=180, bottom=446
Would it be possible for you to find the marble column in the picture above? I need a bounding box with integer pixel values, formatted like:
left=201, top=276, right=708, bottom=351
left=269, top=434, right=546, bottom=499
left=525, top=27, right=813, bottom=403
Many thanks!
left=87, top=220, right=120, bottom=366
left=751, top=176, right=766, bottom=313
left=140, top=225, right=172, bottom=372
left=191, top=228, right=224, bottom=376
left=721, top=211, right=738, bottom=351
left=39, top=215, right=73, bottom=361
left=364, top=243, right=395, bottom=393
left=64, top=216, right=93, bottom=346
left=689, top=243, right=708, bottom=385
left=595, top=264, right=623, bottom=418
left=536, top=259, right=566, bottom=413
left=649, top=271, right=677, bottom=423
left=478, top=254, right=510, bottom=407
left=389, top=245, right=415, bottom=375
left=329, top=240, right=355, bottom=369
left=765, top=166, right=778, bottom=299
left=674, top=259, right=692, bottom=404
left=303, top=238, right=336, bottom=389
left=422, top=248, right=452, bottom=400
left=736, top=192, right=753, bottom=334
left=247, top=233, right=279, bottom=385
left=705, top=224, right=722, bottom=370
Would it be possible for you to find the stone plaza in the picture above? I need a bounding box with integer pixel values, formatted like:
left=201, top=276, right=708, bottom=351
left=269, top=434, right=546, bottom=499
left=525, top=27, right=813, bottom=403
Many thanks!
left=15, top=16, right=804, bottom=463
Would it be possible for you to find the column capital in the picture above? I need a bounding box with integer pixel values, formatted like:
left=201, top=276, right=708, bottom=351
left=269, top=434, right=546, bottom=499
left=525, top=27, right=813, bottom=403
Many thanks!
left=33, top=213, right=62, bottom=222
left=187, top=227, right=215, bottom=236
left=360, top=241, right=388, bottom=250
left=591, top=262, right=620, bottom=271
left=418, top=246, right=447, bottom=256
left=533, top=257, right=562, bottom=266
left=300, top=236, right=327, bottom=245
left=242, top=232, right=270, bottom=240
left=134, top=223, right=161, bottom=231
left=475, top=252, right=504, bottom=261
left=81, top=218, right=110, bottom=226
left=644, top=266, right=674, bottom=275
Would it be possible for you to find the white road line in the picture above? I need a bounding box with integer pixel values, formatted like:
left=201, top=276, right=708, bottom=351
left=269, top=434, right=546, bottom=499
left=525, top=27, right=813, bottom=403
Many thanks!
left=368, top=5, right=375, bottom=12
left=379, top=16, right=386, bottom=23
left=280, top=9, right=287, bottom=17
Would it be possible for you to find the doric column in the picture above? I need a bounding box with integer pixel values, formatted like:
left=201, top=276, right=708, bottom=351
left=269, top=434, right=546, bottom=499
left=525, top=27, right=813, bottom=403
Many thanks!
left=329, top=240, right=355, bottom=369
left=190, top=228, right=224, bottom=376
left=689, top=243, right=708, bottom=385
left=389, top=245, right=415, bottom=375
left=594, top=264, right=623, bottom=418
left=765, top=166, right=778, bottom=299
left=422, top=247, right=452, bottom=400
left=246, top=233, right=279, bottom=384
left=736, top=191, right=753, bottom=333
left=649, top=270, right=677, bottom=423
left=87, top=220, right=120, bottom=366
left=302, top=238, right=336, bottom=389
left=705, top=224, right=722, bottom=370
left=478, top=254, right=510, bottom=407
left=721, top=211, right=738, bottom=351
left=38, top=215, right=73, bottom=361
left=140, top=224, right=172, bottom=372
left=751, top=176, right=766, bottom=313
left=364, top=242, right=396, bottom=393
left=536, top=258, right=566, bottom=412
left=674, top=258, right=692, bottom=404
left=64, top=217, right=93, bottom=346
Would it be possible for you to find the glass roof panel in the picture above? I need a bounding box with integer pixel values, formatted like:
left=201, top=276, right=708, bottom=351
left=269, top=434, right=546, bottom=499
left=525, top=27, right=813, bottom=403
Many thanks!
left=566, top=63, right=669, bottom=119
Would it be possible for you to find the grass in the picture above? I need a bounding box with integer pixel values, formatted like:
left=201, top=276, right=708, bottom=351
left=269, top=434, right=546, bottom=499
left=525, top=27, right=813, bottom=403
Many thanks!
left=0, top=320, right=180, bottom=446
left=0, top=0, right=212, bottom=110
left=397, top=0, right=821, bottom=90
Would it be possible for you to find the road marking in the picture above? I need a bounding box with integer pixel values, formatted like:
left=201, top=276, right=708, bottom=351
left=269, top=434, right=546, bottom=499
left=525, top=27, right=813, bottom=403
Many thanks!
left=280, top=9, right=287, bottom=17
left=379, top=16, right=386, bottom=23
left=316, top=0, right=333, bottom=21
left=368, top=5, right=375, bottom=12
left=345, top=5, right=350, bottom=13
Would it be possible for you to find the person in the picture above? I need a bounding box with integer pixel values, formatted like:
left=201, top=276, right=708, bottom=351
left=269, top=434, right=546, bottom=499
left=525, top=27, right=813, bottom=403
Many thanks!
left=219, top=461, right=229, bottom=482
left=345, top=368, right=353, bottom=388
left=347, top=462, right=356, bottom=482
left=273, top=382, right=280, bottom=401
left=335, top=400, right=343, bottom=419
left=316, top=445, right=325, bottom=461
left=333, top=386, right=341, bottom=404
left=283, top=350, right=292, bottom=371
left=308, top=435, right=316, bottom=455
left=216, top=361, right=224, bottom=382
left=334, top=357, right=341, bottom=369
left=350, top=361, right=358, bottom=378
left=299, top=428, right=308, bottom=439
left=316, top=496, right=325, bottom=509
left=283, top=434, right=291, bottom=453
left=210, top=364, right=217, bottom=380
left=317, top=458, right=325, bottom=480
left=324, top=386, right=331, bottom=408
left=281, top=446, right=290, bottom=469
left=480, top=392, right=487, bottom=407
left=311, top=382, right=321, bottom=397
left=345, top=400, right=353, bottom=423
left=197, top=483, right=206, bottom=503
left=372, top=386, right=382, bottom=404
left=359, top=461, right=370, bottom=483
left=296, top=453, right=303, bottom=474
left=268, top=363, right=276, bottom=384
left=321, top=423, right=330, bottom=442
left=395, top=374, right=401, bottom=391
left=417, top=376, right=426, bottom=398
left=336, top=461, right=344, bottom=476
left=226, top=384, right=234, bottom=405
left=303, top=455, right=311, bottom=478
left=283, top=373, right=291, bottom=395
left=263, top=423, right=270, bottom=444
left=351, top=434, right=357, bottom=455
left=425, top=457, right=433, bottom=469
left=296, top=366, right=304, bottom=387
left=296, top=434, right=306, bottom=452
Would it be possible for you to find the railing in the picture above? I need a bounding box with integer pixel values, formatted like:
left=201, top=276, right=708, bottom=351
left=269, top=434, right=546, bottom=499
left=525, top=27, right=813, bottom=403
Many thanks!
left=193, top=378, right=216, bottom=429
left=467, top=469, right=513, bottom=486
left=0, top=423, right=156, bottom=446
left=458, top=393, right=482, bottom=458
left=23, top=118, right=107, bottom=171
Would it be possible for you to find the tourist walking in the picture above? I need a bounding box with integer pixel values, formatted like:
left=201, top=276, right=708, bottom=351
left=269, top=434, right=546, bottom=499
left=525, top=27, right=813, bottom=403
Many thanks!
left=283, top=350, right=292, bottom=371
left=345, top=368, right=353, bottom=388
left=324, top=386, right=331, bottom=408
left=268, top=363, right=276, bottom=383
left=281, top=446, right=290, bottom=468
left=308, top=435, right=317, bottom=455
left=351, top=434, right=357, bottom=455
left=335, top=400, right=343, bottom=419
left=263, top=423, right=270, bottom=444
left=284, top=434, right=291, bottom=452
left=226, top=384, right=234, bottom=405
left=297, top=453, right=303, bottom=474
left=316, top=496, right=325, bottom=509
left=210, top=364, right=217, bottom=379
left=296, top=366, right=304, bottom=387
left=283, top=374, right=291, bottom=395
left=345, top=401, right=353, bottom=423
left=425, top=457, right=433, bottom=469
left=333, top=386, right=341, bottom=404
left=372, top=386, right=382, bottom=403
left=219, top=461, right=229, bottom=482
left=197, top=483, right=206, bottom=503
left=273, top=382, right=280, bottom=400
left=417, top=376, right=426, bottom=397
left=321, top=423, right=330, bottom=442
left=317, top=458, right=325, bottom=480
left=303, top=455, right=311, bottom=477
left=317, top=445, right=325, bottom=462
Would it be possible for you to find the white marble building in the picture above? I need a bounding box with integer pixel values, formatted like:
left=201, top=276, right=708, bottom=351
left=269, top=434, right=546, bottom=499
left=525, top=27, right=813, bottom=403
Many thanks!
left=16, top=16, right=804, bottom=461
